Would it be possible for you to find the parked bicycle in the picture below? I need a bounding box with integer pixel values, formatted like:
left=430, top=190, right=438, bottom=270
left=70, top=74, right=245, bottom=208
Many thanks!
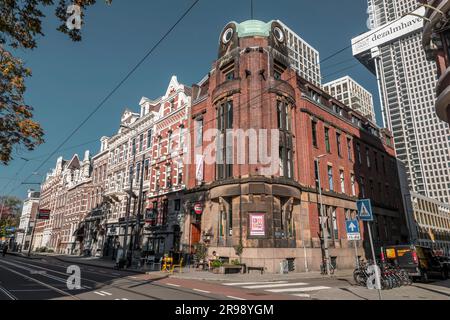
left=353, top=258, right=412, bottom=290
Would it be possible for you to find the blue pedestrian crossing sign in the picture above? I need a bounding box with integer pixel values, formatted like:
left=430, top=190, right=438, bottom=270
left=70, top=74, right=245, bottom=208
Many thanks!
left=357, top=199, right=373, bottom=221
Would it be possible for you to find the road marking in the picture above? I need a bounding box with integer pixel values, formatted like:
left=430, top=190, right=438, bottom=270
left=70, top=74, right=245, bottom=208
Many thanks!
left=266, top=286, right=330, bottom=293
left=293, top=293, right=311, bottom=298
left=223, top=281, right=287, bottom=286
left=166, top=283, right=181, bottom=287
left=0, top=285, right=17, bottom=300
left=99, top=291, right=112, bottom=296
left=193, top=288, right=210, bottom=294
left=242, top=282, right=308, bottom=289
left=0, top=263, right=79, bottom=300
left=227, top=296, right=246, bottom=300
left=94, top=291, right=106, bottom=296
left=121, top=298, right=129, bottom=300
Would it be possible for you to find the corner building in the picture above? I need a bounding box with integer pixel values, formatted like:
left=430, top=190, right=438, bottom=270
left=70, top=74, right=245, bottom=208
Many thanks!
left=185, top=20, right=409, bottom=273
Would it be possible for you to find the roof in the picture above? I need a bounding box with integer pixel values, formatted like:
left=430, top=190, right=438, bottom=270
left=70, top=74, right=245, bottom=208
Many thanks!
left=236, top=20, right=274, bottom=38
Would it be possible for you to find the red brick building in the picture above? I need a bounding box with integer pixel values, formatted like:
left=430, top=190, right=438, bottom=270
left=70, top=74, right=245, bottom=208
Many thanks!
left=184, top=20, right=409, bottom=272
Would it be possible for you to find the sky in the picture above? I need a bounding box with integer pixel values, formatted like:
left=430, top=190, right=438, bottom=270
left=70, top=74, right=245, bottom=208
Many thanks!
left=1, top=0, right=377, bottom=199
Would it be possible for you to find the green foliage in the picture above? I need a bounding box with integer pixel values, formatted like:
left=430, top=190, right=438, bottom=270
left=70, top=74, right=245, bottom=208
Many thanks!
left=0, top=0, right=113, bottom=164
left=194, top=243, right=207, bottom=261
left=231, top=259, right=241, bottom=265
left=234, top=242, right=243, bottom=256
left=211, top=260, right=223, bottom=269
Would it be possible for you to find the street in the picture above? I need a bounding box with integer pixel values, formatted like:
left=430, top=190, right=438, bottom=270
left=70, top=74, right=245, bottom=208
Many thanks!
left=1, top=254, right=449, bottom=300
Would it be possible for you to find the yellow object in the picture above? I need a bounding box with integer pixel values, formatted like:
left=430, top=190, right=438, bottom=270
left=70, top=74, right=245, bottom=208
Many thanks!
left=170, top=258, right=184, bottom=274
left=386, top=248, right=396, bottom=259
left=161, top=257, right=174, bottom=272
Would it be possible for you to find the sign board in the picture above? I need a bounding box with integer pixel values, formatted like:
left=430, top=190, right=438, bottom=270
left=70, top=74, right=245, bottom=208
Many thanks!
left=357, top=199, right=373, bottom=221
left=346, top=220, right=361, bottom=241
left=193, top=202, right=203, bottom=215
left=249, top=213, right=265, bottom=236
left=37, top=209, right=50, bottom=220
left=352, top=7, right=425, bottom=56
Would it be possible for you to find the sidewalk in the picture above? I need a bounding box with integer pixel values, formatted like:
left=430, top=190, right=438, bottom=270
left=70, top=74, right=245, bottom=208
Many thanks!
left=169, top=266, right=355, bottom=282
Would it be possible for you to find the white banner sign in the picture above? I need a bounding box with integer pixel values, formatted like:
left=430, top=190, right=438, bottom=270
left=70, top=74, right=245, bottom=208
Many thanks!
left=352, top=7, right=426, bottom=56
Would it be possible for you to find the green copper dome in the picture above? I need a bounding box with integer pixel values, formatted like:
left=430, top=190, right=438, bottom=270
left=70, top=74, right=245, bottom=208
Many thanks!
left=236, top=20, right=274, bottom=38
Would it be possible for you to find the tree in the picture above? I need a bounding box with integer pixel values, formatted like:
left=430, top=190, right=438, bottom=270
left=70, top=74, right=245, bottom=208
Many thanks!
left=0, top=0, right=112, bottom=165
left=0, top=196, right=21, bottom=238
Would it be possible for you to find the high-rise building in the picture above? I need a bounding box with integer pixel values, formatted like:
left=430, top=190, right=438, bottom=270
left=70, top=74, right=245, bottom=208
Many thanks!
left=323, top=76, right=376, bottom=121
left=352, top=0, right=450, bottom=204
left=278, top=20, right=322, bottom=87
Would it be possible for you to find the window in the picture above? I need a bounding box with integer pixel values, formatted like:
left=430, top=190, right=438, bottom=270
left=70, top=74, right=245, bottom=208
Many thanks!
left=136, top=163, right=141, bottom=183
left=174, top=199, right=181, bottom=211
left=277, top=99, right=293, bottom=179
left=325, top=127, right=331, bottom=153
left=195, top=118, right=203, bottom=147
left=168, top=131, right=172, bottom=154
left=216, top=101, right=233, bottom=180
left=340, top=170, right=345, bottom=193
left=147, top=129, right=152, bottom=148
left=165, top=165, right=172, bottom=189
left=156, top=136, right=162, bottom=158
left=328, top=165, right=334, bottom=191
left=144, top=159, right=149, bottom=181
left=179, top=126, right=185, bottom=150
left=366, top=148, right=371, bottom=168
left=347, top=138, right=352, bottom=161
left=139, top=134, right=143, bottom=152
left=336, top=133, right=342, bottom=157
left=314, top=160, right=320, bottom=189
left=228, top=206, right=233, bottom=236
left=312, top=120, right=318, bottom=147
left=356, top=143, right=361, bottom=164
left=374, top=151, right=378, bottom=172
left=132, top=138, right=136, bottom=155
left=331, top=207, right=339, bottom=240
left=360, top=177, right=366, bottom=198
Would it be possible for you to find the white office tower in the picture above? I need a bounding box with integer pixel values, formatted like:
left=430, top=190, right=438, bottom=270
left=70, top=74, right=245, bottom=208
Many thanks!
left=352, top=0, right=450, bottom=204
left=323, top=76, right=376, bottom=122
left=278, top=20, right=322, bottom=87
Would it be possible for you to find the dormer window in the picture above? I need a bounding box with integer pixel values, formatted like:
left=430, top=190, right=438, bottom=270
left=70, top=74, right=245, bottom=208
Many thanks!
left=274, top=60, right=286, bottom=80
left=221, top=61, right=235, bottom=82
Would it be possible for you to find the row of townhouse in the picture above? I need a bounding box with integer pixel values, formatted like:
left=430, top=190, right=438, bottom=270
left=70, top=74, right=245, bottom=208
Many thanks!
left=30, top=19, right=426, bottom=272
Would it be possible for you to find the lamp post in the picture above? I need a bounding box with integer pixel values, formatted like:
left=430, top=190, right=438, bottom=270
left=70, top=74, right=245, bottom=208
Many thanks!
left=315, top=154, right=331, bottom=276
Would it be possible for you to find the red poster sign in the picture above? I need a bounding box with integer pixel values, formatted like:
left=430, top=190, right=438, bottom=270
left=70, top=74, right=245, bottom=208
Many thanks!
left=37, top=209, right=50, bottom=220
left=249, top=213, right=265, bottom=236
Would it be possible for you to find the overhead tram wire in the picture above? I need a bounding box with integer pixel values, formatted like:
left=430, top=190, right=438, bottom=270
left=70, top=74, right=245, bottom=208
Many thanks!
left=15, top=3, right=423, bottom=192
left=18, top=0, right=201, bottom=187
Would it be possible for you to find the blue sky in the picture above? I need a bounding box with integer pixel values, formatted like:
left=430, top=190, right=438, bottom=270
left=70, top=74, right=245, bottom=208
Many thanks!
left=1, top=0, right=376, bottom=199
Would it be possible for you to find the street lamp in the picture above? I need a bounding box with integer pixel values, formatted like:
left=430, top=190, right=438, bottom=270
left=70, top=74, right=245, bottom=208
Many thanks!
left=315, top=154, right=331, bottom=276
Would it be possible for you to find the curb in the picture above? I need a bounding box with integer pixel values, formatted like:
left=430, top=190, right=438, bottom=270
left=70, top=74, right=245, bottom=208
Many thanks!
left=53, top=256, right=146, bottom=274
left=7, top=252, right=42, bottom=260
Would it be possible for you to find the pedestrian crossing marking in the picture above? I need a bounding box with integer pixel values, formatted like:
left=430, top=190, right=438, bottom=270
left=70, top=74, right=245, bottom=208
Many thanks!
left=224, top=281, right=287, bottom=286
left=242, top=282, right=308, bottom=289
left=227, top=296, right=246, bottom=300
left=266, top=286, right=330, bottom=293
left=99, top=291, right=112, bottom=296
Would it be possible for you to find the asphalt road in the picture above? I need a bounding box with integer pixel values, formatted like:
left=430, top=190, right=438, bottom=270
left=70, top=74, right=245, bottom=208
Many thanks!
left=1, top=254, right=450, bottom=300
left=0, top=254, right=228, bottom=300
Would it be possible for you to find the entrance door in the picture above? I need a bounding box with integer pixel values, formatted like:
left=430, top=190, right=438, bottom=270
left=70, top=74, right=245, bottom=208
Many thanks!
left=190, top=223, right=201, bottom=249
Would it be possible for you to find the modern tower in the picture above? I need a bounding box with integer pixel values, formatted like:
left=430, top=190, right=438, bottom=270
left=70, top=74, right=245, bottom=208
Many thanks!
left=323, top=76, right=376, bottom=122
left=352, top=0, right=450, bottom=204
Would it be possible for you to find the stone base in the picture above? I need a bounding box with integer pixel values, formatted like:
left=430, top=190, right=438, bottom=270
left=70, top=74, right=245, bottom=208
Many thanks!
left=206, top=246, right=365, bottom=274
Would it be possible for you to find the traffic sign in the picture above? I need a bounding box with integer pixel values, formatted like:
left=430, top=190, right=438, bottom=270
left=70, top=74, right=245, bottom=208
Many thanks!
left=357, top=199, right=373, bottom=221
left=193, top=202, right=203, bottom=215
left=346, top=220, right=361, bottom=240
